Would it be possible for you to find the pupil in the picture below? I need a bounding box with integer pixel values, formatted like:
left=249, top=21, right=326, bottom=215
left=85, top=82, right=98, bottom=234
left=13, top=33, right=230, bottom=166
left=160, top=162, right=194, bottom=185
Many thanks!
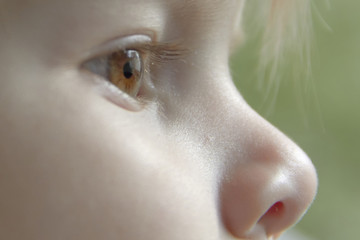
left=123, top=62, right=133, bottom=79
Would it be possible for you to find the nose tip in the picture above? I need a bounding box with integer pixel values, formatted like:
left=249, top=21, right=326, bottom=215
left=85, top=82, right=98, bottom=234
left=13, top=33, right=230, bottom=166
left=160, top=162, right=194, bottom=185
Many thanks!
left=259, top=153, right=318, bottom=238
left=220, top=138, right=318, bottom=239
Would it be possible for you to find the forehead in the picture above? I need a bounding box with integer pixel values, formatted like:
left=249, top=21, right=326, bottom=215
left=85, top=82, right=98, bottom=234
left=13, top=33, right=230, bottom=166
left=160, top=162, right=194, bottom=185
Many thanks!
left=166, top=0, right=240, bottom=17
left=2, top=0, right=243, bottom=60
left=4, top=0, right=241, bottom=26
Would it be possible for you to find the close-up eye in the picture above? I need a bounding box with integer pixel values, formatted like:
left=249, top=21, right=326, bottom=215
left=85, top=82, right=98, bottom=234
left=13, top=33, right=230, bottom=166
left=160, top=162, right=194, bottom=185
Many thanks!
left=81, top=35, right=187, bottom=111
left=82, top=48, right=144, bottom=98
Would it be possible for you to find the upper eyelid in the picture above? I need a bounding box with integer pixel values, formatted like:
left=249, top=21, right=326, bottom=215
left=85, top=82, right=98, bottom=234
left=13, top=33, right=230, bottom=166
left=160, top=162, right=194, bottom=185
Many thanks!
left=80, top=34, right=189, bottom=65
left=81, top=35, right=153, bottom=61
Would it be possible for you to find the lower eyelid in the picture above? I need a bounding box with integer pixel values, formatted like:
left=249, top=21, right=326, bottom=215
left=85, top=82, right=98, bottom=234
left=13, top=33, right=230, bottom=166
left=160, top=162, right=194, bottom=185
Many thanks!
left=100, top=81, right=144, bottom=111
left=81, top=70, right=144, bottom=112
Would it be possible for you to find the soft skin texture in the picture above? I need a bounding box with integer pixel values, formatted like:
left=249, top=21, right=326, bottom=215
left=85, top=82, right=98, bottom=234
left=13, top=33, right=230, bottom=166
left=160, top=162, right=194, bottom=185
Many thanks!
left=0, top=0, right=317, bottom=239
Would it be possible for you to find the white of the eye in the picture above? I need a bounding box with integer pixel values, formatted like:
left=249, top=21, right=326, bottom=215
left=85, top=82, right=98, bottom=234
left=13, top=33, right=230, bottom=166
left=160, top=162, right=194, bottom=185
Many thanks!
left=82, top=56, right=108, bottom=79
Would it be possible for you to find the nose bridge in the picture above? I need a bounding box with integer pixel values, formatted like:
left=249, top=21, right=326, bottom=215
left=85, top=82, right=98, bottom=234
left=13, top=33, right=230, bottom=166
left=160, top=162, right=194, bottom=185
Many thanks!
left=213, top=91, right=318, bottom=239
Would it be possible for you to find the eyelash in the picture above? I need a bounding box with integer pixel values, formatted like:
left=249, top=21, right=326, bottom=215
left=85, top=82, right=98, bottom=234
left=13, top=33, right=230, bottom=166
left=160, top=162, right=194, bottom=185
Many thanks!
left=136, top=42, right=188, bottom=94
left=142, top=42, right=188, bottom=63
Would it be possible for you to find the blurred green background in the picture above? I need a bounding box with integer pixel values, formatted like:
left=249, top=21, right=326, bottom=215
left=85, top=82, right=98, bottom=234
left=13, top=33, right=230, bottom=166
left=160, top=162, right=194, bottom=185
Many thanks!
left=231, top=1, right=360, bottom=239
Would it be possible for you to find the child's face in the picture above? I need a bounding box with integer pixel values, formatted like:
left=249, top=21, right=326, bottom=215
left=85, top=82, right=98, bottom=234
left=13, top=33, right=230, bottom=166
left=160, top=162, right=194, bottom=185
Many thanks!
left=0, top=0, right=317, bottom=239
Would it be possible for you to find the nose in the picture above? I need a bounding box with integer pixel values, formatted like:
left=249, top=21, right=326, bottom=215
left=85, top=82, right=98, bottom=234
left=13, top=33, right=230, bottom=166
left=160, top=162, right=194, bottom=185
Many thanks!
left=219, top=102, right=318, bottom=239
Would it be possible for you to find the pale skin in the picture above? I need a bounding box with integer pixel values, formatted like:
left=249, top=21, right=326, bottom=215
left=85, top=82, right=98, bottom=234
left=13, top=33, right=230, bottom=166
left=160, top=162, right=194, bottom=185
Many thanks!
left=0, top=0, right=317, bottom=239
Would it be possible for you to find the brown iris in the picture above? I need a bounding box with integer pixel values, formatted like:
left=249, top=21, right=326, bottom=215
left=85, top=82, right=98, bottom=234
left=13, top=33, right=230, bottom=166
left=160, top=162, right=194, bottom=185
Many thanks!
left=108, top=50, right=142, bottom=97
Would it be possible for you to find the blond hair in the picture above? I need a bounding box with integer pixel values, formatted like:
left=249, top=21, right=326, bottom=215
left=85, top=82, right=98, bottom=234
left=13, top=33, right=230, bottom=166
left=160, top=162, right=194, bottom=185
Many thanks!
left=240, top=0, right=313, bottom=108
left=261, top=1, right=312, bottom=76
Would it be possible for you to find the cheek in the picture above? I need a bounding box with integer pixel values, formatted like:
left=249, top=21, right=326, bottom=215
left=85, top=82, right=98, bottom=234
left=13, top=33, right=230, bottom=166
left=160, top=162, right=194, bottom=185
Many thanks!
left=0, top=86, right=219, bottom=240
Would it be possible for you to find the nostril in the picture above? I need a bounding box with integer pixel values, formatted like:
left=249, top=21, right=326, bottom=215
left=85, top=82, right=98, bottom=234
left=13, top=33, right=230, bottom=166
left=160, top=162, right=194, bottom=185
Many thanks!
left=263, top=201, right=284, bottom=219
left=258, top=201, right=285, bottom=235
left=258, top=200, right=295, bottom=237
